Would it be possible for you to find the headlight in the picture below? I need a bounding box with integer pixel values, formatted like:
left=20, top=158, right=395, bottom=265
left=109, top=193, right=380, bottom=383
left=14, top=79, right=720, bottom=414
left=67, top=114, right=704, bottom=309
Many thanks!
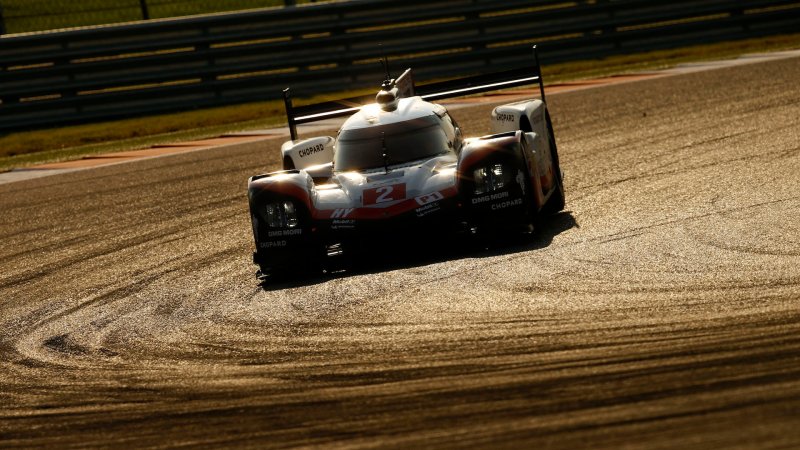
left=283, top=201, right=298, bottom=228
left=265, top=200, right=299, bottom=228
left=473, top=163, right=509, bottom=195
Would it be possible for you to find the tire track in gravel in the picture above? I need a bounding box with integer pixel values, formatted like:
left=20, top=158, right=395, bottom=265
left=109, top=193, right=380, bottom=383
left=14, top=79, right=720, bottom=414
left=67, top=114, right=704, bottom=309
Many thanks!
left=1, top=55, right=800, bottom=448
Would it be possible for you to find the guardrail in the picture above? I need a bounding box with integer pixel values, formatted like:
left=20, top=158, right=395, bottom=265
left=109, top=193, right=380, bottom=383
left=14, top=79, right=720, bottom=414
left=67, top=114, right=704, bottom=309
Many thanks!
left=1, top=0, right=798, bottom=132
left=0, top=0, right=316, bottom=34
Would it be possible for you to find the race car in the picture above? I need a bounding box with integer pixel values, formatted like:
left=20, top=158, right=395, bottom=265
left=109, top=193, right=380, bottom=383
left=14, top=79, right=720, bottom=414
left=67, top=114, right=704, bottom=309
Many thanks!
left=247, top=46, right=564, bottom=279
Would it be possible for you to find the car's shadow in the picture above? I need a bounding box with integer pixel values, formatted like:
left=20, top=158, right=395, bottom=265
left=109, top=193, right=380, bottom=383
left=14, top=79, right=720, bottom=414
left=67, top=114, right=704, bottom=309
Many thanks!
left=259, top=211, right=577, bottom=291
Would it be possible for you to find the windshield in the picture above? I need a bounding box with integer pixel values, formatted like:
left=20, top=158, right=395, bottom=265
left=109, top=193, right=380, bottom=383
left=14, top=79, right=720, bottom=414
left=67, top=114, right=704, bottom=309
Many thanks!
left=335, top=115, right=451, bottom=172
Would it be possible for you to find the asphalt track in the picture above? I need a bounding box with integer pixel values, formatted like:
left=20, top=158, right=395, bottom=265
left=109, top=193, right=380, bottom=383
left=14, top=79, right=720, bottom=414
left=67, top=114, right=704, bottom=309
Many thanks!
left=1, top=55, right=799, bottom=448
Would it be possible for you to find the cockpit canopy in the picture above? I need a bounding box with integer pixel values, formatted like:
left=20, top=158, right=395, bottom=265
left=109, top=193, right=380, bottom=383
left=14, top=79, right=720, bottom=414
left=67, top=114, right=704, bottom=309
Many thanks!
left=334, top=115, right=452, bottom=172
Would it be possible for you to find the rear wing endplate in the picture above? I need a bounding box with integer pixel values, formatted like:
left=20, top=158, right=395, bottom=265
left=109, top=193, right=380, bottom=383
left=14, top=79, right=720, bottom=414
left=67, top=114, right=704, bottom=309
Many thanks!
left=283, top=45, right=547, bottom=141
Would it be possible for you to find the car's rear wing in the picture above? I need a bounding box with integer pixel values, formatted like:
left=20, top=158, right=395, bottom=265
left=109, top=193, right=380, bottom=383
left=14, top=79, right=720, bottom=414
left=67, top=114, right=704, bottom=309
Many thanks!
left=283, top=45, right=547, bottom=141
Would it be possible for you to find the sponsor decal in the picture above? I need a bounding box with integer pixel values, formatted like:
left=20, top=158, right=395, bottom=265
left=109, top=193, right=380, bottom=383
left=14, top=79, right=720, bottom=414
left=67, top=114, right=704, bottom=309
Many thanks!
left=259, top=240, right=288, bottom=248
left=495, top=113, right=516, bottom=123
left=491, top=198, right=523, bottom=210
left=415, top=191, right=444, bottom=206
left=298, top=143, right=325, bottom=158
left=415, top=202, right=441, bottom=218
left=472, top=191, right=510, bottom=205
left=331, top=219, right=355, bottom=230
left=330, top=208, right=354, bottom=218
left=267, top=229, right=303, bottom=237
left=363, top=183, right=406, bottom=205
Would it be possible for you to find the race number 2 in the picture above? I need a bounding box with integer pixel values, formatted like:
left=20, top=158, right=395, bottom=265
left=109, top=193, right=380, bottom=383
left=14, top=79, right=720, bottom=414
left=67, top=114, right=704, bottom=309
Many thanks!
left=363, top=183, right=406, bottom=205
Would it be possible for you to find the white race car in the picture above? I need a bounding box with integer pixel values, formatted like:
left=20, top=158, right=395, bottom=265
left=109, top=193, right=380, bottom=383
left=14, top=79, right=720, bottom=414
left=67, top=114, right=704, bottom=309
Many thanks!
left=248, top=47, right=564, bottom=279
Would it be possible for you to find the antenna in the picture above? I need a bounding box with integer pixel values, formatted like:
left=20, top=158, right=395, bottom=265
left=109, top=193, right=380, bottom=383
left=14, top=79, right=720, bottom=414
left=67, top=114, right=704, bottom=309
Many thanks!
left=379, top=44, right=391, bottom=82
left=382, top=56, right=391, bottom=81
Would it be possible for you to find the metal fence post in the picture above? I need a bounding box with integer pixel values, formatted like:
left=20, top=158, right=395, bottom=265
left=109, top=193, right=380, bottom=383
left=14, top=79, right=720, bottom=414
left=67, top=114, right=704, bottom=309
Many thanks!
left=593, top=0, right=619, bottom=49
left=140, top=0, right=150, bottom=20
left=0, top=1, right=6, bottom=36
left=732, top=0, right=747, bottom=32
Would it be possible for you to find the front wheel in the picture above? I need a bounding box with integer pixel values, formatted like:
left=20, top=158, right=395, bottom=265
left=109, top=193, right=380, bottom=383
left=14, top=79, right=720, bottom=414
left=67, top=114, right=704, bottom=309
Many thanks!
left=256, top=245, right=325, bottom=283
left=470, top=162, right=538, bottom=242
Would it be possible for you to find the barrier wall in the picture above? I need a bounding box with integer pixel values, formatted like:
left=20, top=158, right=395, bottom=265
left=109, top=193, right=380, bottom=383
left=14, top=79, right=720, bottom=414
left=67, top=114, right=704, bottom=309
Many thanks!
left=0, top=0, right=798, bottom=131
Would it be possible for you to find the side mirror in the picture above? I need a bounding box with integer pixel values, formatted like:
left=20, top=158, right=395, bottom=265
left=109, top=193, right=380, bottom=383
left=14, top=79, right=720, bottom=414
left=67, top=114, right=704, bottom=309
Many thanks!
left=305, top=162, right=334, bottom=184
left=281, top=136, right=335, bottom=170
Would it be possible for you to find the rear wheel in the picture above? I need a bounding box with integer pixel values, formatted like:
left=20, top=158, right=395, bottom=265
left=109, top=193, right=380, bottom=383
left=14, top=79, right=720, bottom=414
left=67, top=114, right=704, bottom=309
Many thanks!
left=520, top=159, right=539, bottom=227
left=542, top=112, right=565, bottom=214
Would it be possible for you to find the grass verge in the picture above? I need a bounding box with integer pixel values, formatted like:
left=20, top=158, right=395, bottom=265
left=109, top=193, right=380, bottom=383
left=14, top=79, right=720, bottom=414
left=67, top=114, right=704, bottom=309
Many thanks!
left=2, top=32, right=800, bottom=173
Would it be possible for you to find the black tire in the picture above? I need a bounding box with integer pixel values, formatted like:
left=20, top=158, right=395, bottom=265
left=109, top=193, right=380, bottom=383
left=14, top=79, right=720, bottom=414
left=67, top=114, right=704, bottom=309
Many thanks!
left=520, top=157, right=539, bottom=227
left=542, top=111, right=565, bottom=214
left=257, top=245, right=325, bottom=283
left=254, top=231, right=325, bottom=283
left=475, top=155, right=538, bottom=242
